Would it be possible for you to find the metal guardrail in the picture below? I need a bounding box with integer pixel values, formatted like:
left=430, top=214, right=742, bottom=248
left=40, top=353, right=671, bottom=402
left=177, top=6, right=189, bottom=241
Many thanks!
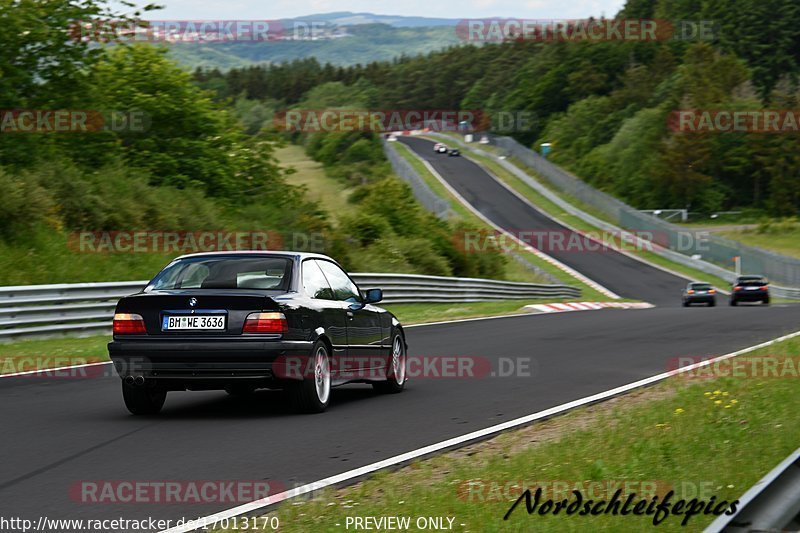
left=0, top=274, right=581, bottom=341
left=707, top=447, right=800, bottom=532
left=428, top=132, right=800, bottom=300
left=382, top=139, right=452, bottom=219
left=484, top=134, right=800, bottom=289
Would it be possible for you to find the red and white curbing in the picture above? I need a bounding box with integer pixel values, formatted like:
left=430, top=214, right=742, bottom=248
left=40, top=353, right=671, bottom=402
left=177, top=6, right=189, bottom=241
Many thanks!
left=524, top=301, right=654, bottom=314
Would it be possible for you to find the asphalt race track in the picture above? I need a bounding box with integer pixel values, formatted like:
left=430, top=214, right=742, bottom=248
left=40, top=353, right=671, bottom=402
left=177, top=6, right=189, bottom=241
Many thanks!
left=399, top=136, right=689, bottom=306
left=2, top=306, right=800, bottom=527
left=2, top=137, right=799, bottom=531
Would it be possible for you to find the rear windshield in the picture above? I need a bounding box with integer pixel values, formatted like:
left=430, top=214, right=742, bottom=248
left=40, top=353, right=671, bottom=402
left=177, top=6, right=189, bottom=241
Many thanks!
left=737, top=278, right=767, bottom=287
left=690, top=283, right=712, bottom=290
left=147, top=256, right=292, bottom=291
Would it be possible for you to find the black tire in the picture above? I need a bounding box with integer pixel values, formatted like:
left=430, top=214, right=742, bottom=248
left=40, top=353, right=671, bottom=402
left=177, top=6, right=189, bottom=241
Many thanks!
left=763, top=297, right=770, bottom=305
left=682, top=301, right=689, bottom=307
left=290, top=340, right=331, bottom=413
left=122, top=381, right=166, bottom=415
left=709, top=300, right=716, bottom=307
left=374, top=332, right=407, bottom=394
left=730, top=299, right=737, bottom=306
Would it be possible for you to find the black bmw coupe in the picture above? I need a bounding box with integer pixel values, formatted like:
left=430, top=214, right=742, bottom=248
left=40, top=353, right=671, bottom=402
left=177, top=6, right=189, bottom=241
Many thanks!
left=108, top=252, right=407, bottom=415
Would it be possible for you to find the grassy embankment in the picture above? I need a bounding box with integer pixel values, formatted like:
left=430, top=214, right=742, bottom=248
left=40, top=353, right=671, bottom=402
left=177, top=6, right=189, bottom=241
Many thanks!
left=244, top=333, right=800, bottom=532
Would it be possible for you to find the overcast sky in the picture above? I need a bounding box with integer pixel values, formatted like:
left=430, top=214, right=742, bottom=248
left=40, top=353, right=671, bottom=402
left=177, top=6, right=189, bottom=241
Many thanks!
left=141, top=0, right=627, bottom=21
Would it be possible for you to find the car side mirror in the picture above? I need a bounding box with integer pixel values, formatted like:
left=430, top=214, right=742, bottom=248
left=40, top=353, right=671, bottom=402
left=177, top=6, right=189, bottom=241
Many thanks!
left=362, top=288, right=383, bottom=304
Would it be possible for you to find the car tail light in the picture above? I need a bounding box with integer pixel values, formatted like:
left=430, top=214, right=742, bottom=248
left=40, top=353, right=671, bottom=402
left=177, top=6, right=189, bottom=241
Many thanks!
left=708, top=289, right=716, bottom=294
left=763, top=285, right=769, bottom=290
left=687, top=290, right=695, bottom=294
left=243, top=312, right=288, bottom=334
left=113, top=313, right=146, bottom=335
left=733, top=286, right=742, bottom=291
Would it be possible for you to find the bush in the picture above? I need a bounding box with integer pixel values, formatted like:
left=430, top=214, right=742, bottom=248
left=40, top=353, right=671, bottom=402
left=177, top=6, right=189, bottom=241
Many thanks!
left=0, top=168, right=54, bottom=240
left=339, top=213, right=392, bottom=246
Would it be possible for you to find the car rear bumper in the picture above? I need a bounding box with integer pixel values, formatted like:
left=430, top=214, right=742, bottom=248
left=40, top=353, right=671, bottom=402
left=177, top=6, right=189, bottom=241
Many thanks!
left=731, top=291, right=769, bottom=301
left=108, top=338, right=313, bottom=386
left=686, top=295, right=715, bottom=303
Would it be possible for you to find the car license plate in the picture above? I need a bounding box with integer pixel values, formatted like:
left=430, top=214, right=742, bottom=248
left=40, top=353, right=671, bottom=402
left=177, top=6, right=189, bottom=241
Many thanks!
left=162, top=315, right=226, bottom=331
left=746, top=286, right=760, bottom=290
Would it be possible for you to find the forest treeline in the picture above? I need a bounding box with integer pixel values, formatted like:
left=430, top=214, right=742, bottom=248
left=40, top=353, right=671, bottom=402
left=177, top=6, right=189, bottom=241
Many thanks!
left=0, top=0, right=504, bottom=283
left=195, top=0, right=800, bottom=216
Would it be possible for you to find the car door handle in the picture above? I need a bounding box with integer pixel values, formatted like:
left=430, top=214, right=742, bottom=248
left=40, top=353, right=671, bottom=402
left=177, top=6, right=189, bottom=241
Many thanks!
left=346, top=311, right=354, bottom=319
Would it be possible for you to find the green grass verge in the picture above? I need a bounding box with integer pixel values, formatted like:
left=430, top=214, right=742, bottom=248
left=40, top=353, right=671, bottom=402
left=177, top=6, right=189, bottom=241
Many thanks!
left=276, top=144, right=355, bottom=222
left=0, top=335, right=110, bottom=374
left=247, top=334, right=800, bottom=533
left=717, top=226, right=800, bottom=260
left=393, top=142, right=607, bottom=300
left=0, top=229, right=176, bottom=286
left=458, top=145, right=732, bottom=291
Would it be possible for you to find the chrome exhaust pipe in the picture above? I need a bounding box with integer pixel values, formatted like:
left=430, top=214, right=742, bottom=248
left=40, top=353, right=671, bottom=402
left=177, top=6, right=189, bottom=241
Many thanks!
left=133, top=376, right=145, bottom=386
left=124, top=376, right=135, bottom=386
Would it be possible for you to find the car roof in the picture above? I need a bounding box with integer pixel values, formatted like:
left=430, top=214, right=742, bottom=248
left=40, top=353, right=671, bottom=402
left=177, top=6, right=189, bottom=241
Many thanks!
left=172, top=250, right=336, bottom=263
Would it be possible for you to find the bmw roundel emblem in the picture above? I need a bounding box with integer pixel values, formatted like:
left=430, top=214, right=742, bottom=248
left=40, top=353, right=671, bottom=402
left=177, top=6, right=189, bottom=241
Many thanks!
left=189, top=297, right=197, bottom=307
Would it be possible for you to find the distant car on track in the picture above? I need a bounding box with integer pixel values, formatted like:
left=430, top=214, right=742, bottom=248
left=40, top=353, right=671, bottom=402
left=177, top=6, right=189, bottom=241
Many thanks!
left=433, top=142, right=448, bottom=153
left=730, top=275, right=770, bottom=306
left=448, top=148, right=460, bottom=157
left=108, top=252, right=407, bottom=415
left=681, top=282, right=716, bottom=307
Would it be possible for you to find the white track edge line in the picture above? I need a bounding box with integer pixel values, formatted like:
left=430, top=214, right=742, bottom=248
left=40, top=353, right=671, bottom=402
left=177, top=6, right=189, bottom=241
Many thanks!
left=401, top=141, right=618, bottom=300
left=0, top=360, right=111, bottom=378
left=416, top=155, right=618, bottom=299
left=159, top=328, right=800, bottom=533
left=457, top=145, right=733, bottom=295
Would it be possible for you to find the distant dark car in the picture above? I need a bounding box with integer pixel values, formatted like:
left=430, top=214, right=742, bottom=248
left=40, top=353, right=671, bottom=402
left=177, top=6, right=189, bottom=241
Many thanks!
left=681, top=282, right=716, bottom=307
left=448, top=148, right=461, bottom=157
left=730, top=275, right=770, bottom=306
left=108, top=252, right=407, bottom=415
